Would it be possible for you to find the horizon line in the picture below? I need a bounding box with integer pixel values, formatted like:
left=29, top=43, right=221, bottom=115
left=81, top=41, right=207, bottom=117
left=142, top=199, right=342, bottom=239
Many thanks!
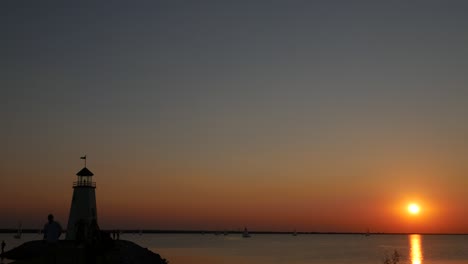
left=1, top=228, right=468, bottom=236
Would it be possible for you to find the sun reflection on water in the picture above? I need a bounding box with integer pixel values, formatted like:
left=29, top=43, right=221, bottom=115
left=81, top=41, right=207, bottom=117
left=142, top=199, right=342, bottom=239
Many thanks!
left=410, top=234, right=423, bottom=264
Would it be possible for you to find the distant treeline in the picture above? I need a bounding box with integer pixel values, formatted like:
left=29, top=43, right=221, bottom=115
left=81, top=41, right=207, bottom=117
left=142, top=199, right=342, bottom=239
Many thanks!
left=0, top=229, right=43, bottom=234
left=0, top=228, right=356, bottom=234
left=0, top=229, right=465, bottom=235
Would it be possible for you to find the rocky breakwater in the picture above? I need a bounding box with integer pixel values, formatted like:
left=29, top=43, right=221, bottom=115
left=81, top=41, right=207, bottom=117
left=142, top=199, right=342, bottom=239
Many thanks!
left=1, top=239, right=168, bottom=264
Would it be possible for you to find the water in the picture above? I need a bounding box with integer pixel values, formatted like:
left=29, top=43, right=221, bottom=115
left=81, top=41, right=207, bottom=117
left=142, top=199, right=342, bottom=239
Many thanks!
left=2, top=233, right=468, bottom=264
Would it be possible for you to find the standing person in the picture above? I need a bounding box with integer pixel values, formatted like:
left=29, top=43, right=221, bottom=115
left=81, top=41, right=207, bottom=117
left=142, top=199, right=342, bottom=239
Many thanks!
left=44, top=214, right=62, bottom=242
left=1, top=240, right=5, bottom=254
left=43, top=214, right=62, bottom=264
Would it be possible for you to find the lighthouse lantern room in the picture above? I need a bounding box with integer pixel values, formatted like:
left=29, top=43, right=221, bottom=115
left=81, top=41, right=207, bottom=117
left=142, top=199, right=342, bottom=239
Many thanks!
left=74, top=167, right=95, bottom=187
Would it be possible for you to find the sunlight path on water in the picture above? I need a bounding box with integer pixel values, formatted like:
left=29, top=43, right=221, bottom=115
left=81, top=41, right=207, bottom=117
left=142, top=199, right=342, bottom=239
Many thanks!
left=410, top=234, right=423, bottom=264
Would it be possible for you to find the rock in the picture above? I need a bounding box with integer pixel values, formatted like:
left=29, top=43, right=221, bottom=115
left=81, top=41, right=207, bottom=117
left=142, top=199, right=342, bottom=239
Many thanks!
left=1, top=240, right=50, bottom=260
left=1, top=240, right=168, bottom=264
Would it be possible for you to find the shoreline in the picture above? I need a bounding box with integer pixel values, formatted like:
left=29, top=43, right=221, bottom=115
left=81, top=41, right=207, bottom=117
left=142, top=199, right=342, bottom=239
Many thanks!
left=1, top=229, right=468, bottom=235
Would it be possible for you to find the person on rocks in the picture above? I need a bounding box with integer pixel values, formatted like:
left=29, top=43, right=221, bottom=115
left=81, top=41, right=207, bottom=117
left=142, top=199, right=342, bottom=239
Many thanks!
left=43, top=214, right=62, bottom=264
left=1, top=240, right=5, bottom=255
left=43, top=214, right=62, bottom=243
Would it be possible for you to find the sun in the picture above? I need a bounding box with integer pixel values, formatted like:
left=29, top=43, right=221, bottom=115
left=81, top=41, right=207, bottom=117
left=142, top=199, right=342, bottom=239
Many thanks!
left=408, top=203, right=420, bottom=215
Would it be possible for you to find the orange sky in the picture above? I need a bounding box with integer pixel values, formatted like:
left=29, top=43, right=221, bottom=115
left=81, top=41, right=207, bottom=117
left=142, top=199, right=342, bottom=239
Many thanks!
left=2, top=148, right=468, bottom=233
left=2, top=1, right=468, bottom=233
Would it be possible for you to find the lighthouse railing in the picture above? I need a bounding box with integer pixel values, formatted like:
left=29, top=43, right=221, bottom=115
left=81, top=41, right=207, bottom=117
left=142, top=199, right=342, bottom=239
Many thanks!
left=73, top=181, right=96, bottom=187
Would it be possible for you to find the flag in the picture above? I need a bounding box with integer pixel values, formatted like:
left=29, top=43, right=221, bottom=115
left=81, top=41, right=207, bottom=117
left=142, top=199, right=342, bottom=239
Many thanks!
left=80, top=155, right=86, bottom=160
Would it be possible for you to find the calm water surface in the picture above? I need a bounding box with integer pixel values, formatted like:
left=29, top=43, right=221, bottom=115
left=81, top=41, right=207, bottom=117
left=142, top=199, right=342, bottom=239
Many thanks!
left=125, top=233, right=468, bottom=264
left=2, top=233, right=468, bottom=264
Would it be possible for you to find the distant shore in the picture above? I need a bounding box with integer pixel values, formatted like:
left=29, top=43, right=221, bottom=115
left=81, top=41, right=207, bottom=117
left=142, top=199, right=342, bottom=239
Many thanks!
left=1, top=229, right=467, bottom=235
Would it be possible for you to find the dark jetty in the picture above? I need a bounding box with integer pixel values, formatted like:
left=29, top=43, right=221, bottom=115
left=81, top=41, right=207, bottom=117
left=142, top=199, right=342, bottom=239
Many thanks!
left=1, top=240, right=168, bottom=264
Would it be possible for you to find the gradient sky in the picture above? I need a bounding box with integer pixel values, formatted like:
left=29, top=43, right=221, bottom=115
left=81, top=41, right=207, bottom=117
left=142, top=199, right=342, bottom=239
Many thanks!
left=2, top=1, right=468, bottom=233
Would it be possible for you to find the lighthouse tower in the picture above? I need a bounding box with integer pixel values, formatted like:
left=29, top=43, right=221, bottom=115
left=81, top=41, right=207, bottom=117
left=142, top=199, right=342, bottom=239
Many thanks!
left=66, top=156, right=98, bottom=240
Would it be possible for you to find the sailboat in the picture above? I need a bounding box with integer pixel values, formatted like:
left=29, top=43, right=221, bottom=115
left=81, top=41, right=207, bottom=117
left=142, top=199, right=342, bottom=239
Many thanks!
left=13, top=221, right=22, bottom=239
left=292, top=229, right=298, bottom=236
left=242, top=227, right=251, bottom=238
left=365, top=228, right=370, bottom=237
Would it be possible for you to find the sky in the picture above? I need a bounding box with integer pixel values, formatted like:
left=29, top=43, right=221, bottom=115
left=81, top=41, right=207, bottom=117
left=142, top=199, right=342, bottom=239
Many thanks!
left=1, top=0, right=468, bottom=233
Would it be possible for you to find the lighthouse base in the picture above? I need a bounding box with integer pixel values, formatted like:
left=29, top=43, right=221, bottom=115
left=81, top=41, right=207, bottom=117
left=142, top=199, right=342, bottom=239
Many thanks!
left=66, top=187, right=97, bottom=240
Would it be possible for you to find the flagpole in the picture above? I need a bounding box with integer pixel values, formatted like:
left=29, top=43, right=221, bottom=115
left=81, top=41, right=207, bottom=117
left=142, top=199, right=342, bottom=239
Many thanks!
left=81, top=155, right=87, bottom=167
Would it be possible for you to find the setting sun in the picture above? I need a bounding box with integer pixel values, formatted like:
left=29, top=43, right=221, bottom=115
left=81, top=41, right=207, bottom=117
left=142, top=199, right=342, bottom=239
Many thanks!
left=408, top=203, right=420, bottom=215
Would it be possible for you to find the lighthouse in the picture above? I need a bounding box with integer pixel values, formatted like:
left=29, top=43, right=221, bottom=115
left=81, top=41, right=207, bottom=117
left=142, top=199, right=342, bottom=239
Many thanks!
left=66, top=156, right=98, bottom=240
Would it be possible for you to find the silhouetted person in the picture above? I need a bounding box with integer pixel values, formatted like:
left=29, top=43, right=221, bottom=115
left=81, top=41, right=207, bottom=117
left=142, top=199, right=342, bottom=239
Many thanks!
left=1, top=240, right=5, bottom=254
left=43, top=214, right=62, bottom=264
left=89, top=219, right=101, bottom=248
left=75, top=219, right=87, bottom=246
left=85, top=219, right=105, bottom=264
left=44, top=214, right=62, bottom=242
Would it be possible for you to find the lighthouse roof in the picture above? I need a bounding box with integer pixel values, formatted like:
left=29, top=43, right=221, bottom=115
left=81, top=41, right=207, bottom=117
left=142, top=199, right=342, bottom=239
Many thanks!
left=76, top=167, right=94, bottom=176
